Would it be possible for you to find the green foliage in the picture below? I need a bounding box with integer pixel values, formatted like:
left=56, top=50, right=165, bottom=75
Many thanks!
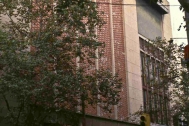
left=128, top=38, right=186, bottom=125
left=0, top=0, right=121, bottom=126
left=143, top=38, right=189, bottom=124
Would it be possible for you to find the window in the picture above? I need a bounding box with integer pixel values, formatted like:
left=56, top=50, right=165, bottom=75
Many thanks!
left=140, top=37, right=169, bottom=125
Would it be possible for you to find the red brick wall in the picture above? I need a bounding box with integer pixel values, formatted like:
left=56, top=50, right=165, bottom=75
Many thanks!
left=91, top=0, right=128, bottom=121
left=31, top=0, right=128, bottom=121
left=112, top=0, right=127, bottom=120
left=96, top=0, right=113, bottom=119
left=97, top=0, right=112, bottom=70
left=85, top=0, right=113, bottom=118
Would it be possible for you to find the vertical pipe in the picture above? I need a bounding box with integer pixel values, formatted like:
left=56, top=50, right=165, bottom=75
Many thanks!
left=109, top=0, right=118, bottom=119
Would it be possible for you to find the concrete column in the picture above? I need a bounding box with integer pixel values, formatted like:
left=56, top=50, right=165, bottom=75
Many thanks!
left=122, top=0, right=143, bottom=115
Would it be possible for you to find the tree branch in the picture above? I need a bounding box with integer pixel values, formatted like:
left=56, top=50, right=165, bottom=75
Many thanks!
left=2, top=94, right=15, bottom=119
left=15, top=100, right=24, bottom=126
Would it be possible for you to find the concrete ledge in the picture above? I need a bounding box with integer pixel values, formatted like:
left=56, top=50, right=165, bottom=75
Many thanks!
left=85, top=114, right=139, bottom=126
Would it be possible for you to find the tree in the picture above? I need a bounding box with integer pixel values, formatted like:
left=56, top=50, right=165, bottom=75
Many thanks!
left=143, top=38, right=188, bottom=125
left=0, top=0, right=122, bottom=126
left=171, top=70, right=189, bottom=124
left=126, top=38, right=187, bottom=125
left=145, top=38, right=189, bottom=126
left=178, top=0, right=189, bottom=13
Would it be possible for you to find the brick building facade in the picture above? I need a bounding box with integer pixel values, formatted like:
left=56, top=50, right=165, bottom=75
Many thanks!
left=84, top=0, right=172, bottom=125
left=0, top=0, right=172, bottom=126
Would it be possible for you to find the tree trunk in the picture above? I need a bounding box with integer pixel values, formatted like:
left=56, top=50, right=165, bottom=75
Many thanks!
left=81, top=95, right=86, bottom=126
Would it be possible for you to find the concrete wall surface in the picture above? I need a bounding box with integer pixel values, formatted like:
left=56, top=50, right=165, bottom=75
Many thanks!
left=85, top=115, right=139, bottom=126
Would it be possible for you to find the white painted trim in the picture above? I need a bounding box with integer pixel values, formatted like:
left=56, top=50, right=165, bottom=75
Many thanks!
left=92, top=0, right=101, bottom=116
left=109, top=0, right=118, bottom=119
